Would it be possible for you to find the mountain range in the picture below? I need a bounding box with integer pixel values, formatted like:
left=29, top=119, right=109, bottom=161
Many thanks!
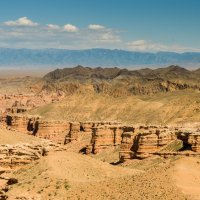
left=44, top=65, right=198, bottom=81
left=1, top=48, right=200, bottom=68
left=41, top=65, right=200, bottom=96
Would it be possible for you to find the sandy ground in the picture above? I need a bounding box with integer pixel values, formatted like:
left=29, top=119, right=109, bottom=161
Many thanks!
left=171, top=157, right=200, bottom=200
left=1, top=128, right=200, bottom=200
left=0, top=128, right=46, bottom=145
left=6, top=152, right=195, bottom=200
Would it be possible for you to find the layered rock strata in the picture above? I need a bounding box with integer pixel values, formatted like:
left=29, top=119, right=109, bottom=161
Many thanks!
left=120, top=126, right=200, bottom=162
left=0, top=141, right=60, bottom=169
left=188, top=132, right=200, bottom=152
left=86, top=123, right=127, bottom=154
left=2, top=112, right=200, bottom=160
left=1, top=114, right=70, bottom=144
left=1, top=114, right=122, bottom=148
left=36, top=120, right=70, bottom=144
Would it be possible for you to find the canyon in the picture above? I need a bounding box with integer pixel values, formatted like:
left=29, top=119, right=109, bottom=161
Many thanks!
left=1, top=65, right=200, bottom=199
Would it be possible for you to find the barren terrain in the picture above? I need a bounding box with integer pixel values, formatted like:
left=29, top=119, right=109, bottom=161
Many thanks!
left=1, top=66, right=200, bottom=200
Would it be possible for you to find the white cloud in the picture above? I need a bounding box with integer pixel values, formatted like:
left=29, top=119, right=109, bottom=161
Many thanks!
left=97, top=32, right=121, bottom=43
left=127, top=40, right=165, bottom=51
left=0, top=18, right=123, bottom=48
left=63, top=24, right=78, bottom=32
left=4, top=17, right=38, bottom=27
left=126, top=40, right=200, bottom=52
left=46, top=24, right=60, bottom=30
left=88, top=24, right=105, bottom=30
left=2, top=18, right=199, bottom=52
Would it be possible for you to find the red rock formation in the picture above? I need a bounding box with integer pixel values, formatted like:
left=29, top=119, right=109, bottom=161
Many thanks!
left=2, top=111, right=200, bottom=159
left=119, top=125, right=200, bottom=162
left=86, top=123, right=124, bottom=154
left=119, top=132, right=135, bottom=162
left=0, top=92, right=64, bottom=115
left=1, top=114, right=70, bottom=144
left=5, top=114, right=30, bottom=133
left=65, top=122, right=80, bottom=143
left=188, top=132, right=200, bottom=152
left=119, top=126, right=180, bottom=161
left=37, top=120, right=70, bottom=144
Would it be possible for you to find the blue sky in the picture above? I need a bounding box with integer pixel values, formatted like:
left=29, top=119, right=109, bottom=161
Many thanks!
left=0, top=0, right=199, bottom=52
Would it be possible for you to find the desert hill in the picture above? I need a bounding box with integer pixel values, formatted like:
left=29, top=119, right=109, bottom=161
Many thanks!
left=42, top=65, right=200, bottom=96
left=44, top=65, right=196, bottom=81
left=0, top=65, right=200, bottom=125
left=28, top=91, right=200, bottom=125
left=23, top=65, right=200, bottom=125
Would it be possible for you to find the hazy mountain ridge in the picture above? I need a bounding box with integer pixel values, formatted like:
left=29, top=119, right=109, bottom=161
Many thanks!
left=41, top=65, right=200, bottom=96
left=43, top=65, right=200, bottom=81
left=1, top=48, right=200, bottom=67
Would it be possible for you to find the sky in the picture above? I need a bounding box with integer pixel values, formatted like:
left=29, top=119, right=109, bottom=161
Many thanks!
left=0, top=0, right=200, bottom=52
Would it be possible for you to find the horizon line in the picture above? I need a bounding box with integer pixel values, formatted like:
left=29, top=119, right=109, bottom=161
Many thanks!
left=0, top=47, right=200, bottom=54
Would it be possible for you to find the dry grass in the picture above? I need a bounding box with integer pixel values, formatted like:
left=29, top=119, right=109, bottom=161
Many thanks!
left=28, top=90, right=200, bottom=125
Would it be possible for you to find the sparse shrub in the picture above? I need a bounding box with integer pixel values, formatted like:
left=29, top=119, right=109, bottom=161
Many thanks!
left=64, top=181, right=70, bottom=190
left=56, top=185, right=60, bottom=189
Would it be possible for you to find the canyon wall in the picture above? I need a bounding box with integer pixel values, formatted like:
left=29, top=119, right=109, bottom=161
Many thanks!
left=0, top=114, right=71, bottom=144
left=86, top=122, right=124, bottom=154
left=188, top=132, right=200, bottom=152
left=119, top=126, right=200, bottom=161
left=1, top=112, right=200, bottom=161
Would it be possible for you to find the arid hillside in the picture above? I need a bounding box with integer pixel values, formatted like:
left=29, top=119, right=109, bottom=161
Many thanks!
left=27, top=91, right=200, bottom=125
left=1, top=66, right=200, bottom=200
left=1, top=65, right=200, bottom=125
left=42, top=65, right=200, bottom=96
left=13, top=65, right=197, bottom=125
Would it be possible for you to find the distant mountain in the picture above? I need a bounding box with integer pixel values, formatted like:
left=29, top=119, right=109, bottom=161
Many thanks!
left=43, top=65, right=197, bottom=81
left=1, top=48, right=200, bottom=68
left=42, top=65, right=200, bottom=96
left=43, top=65, right=122, bottom=80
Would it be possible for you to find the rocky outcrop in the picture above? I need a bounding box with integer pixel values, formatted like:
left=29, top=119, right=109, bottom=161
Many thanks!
left=1, top=114, right=70, bottom=144
left=65, top=122, right=81, bottom=143
left=119, top=132, right=136, bottom=162
left=188, top=132, right=200, bottom=152
left=64, top=122, right=200, bottom=159
left=41, top=66, right=200, bottom=96
left=5, top=114, right=33, bottom=133
left=2, top=111, right=200, bottom=161
left=0, top=141, right=61, bottom=169
left=1, top=114, right=123, bottom=148
left=119, top=126, right=200, bottom=162
left=36, top=120, right=70, bottom=144
left=119, top=126, right=177, bottom=161
left=0, top=93, right=64, bottom=115
left=134, top=126, right=177, bottom=159
left=129, top=80, right=200, bottom=95
left=0, top=139, right=65, bottom=200
left=86, top=123, right=128, bottom=154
